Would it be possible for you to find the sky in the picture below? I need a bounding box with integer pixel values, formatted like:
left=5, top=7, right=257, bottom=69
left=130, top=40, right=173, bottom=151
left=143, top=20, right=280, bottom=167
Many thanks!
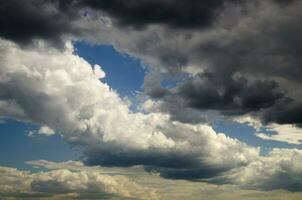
left=0, top=0, right=302, bottom=199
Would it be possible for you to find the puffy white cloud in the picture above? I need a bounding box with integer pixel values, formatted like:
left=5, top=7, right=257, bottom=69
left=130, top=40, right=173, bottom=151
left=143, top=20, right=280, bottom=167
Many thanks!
left=0, top=38, right=259, bottom=173
left=212, top=148, right=302, bottom=192
left=233, top=115, right=302, bottom=144
left=26, top=126, right=56, bottom=137
left=256, top=124, right=302, bottom=145
left=93, top=64, right=106, bottom=79
left=38, top=126, right=55, bottom=136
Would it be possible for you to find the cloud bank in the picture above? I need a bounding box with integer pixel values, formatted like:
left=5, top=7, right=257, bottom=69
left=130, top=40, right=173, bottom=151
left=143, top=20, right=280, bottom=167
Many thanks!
left=0, top=0, right=302, bottom=197
left=1, top=0, right=302, bottom=129
left=1, top=159, right=302, bottom=200
left=0, top=38, right=258, bottom=174
left=0, top=38, right=302, bottom=192
left=0, top=160, right=159, bottom=199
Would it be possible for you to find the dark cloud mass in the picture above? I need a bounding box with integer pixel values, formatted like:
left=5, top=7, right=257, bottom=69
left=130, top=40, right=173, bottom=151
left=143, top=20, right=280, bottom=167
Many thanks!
left=0, top=0, right=81, bottom=46
left=0, top=0, right=244, bottom=45
left=135, top=0, right=302, bottom=126
left=81, top=0, right=242, bottom=28
left=0, top=0, right=290, bottom=44
left=178, top=73, right=286, bottom=114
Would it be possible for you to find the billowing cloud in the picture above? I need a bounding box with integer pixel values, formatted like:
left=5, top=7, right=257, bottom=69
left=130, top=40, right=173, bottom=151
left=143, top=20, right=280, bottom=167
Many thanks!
left=0, top=38, right=259, bottom=176
left=80, top=0, right=243, bottom=28
left=256, top=124, right=302, bottom=145
left=211, top=148, right=302, bottom=192
left=0, top=0, right=245, bottom=46
left=0, top=0, right=242, bottom=46
left=1, top=38, right=302, bottom=192
left=1, top=0, right=302, bottom=127
left=233, top=115, right=302, bottom=144
left=1, top=0, right=302, bottom=195
left=76, top=0, right=302, bottom=127
left=0, top=161, right=159, bottom=199
left=0, top=0, right=81, bottom=46
left=1, top=160, right=302, bottom=199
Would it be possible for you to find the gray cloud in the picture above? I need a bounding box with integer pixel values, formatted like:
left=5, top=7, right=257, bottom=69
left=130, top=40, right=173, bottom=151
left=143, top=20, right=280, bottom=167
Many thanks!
left=172, top=73, right=286, bottom=114
left=80, top=0, right=243, bottom=29
left=0, top=0, right=242, bottom=46
left=0, top=0, right=81, bottom=46
left=84, top=0, right=302, bottom=126
left=0, top=0, right=246, bottom=46
left=2, top=0, right=301, bottom=127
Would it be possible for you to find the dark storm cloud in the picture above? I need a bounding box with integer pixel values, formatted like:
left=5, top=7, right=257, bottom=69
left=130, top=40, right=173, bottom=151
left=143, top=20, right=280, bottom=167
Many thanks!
left=0, top=0, right=293, bottom=46
left=136, top=0, right=302, bottom=126
left=82, top=142, right=216, bottom=169
left=144, top=166, right=226, bottom=180
left=261, top=103, right=302, bottom=126
left=177, top=73, right=287, bottom=115
left=81, top=0, right=242, bottom=28
left=0, top=0, right=81, bottom=46
left=147, top=71, right=291, bottom=124
left=80, top=141, right=244, bottom=181
left=0, top=0, right=245, bottom=46
left=81, top=0, right=292, bottom=28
